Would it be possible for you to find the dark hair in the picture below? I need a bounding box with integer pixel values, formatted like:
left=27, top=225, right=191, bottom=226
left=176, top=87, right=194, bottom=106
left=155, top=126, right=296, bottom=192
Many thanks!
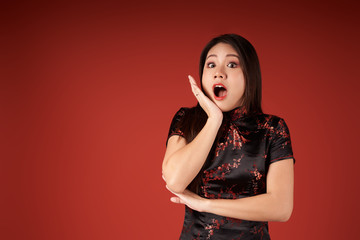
left=199, top=34, right=262, bottom=114
left=177, top=33, right=263, bottom=193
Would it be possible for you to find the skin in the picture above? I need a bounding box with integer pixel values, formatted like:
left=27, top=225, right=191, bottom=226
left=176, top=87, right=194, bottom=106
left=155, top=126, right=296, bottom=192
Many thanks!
left=202, top=42, right=246, bottom=112
left=162, top=43, right=294, bottom=222
left=162, top=77, right=222, bottom=193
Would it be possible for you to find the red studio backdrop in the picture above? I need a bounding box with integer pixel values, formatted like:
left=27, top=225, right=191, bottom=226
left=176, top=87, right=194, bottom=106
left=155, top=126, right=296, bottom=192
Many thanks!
left=1, top=0, right=359, bottom=239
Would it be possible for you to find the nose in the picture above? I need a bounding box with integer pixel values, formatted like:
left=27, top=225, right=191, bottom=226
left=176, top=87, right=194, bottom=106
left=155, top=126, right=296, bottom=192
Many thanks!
left=214, top=68, right=226, bottom=79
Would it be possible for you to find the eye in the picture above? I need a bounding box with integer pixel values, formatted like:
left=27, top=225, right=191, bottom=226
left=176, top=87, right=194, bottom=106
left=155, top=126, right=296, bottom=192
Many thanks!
left=207, top=62, right=215, bottom=68
left=227, top=62, right=238, bottom=68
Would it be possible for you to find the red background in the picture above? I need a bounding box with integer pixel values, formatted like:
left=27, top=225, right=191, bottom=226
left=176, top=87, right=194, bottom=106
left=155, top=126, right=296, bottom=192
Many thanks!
left=1, top=0, right=359, bottom=239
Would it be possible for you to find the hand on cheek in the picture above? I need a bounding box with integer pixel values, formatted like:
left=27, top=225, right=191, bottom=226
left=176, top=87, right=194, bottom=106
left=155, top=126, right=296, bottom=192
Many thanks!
left=188, top=75, right=223, bottom=121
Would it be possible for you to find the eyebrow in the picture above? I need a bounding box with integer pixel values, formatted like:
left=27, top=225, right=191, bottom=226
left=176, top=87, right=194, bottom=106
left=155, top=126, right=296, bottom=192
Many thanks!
left=206, top=54, right=240, bottom=59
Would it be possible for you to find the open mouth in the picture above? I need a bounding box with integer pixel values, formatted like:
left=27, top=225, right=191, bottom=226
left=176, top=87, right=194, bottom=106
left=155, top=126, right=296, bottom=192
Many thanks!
left=213, top=84, right=227, bottom=100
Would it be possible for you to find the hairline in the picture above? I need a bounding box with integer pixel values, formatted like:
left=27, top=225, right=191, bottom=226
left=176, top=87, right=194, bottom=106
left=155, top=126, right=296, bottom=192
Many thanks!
left=206, top=54, right=240, bottom=60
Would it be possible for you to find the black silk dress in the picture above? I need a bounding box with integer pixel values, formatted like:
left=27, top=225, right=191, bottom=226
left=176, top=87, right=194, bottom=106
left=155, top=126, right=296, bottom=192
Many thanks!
left=166, top=105, right=295, bottom=240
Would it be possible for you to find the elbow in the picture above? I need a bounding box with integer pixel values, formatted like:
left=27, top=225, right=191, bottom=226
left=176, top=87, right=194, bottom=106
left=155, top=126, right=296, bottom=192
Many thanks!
left=277, top=211, right=292, bottom=222
left=276, top=204, right=293, bottom=222
left=166, top=182, right=186, bottom=194
left=268, top=192, right=293, bottom=222
left=163, top=174, right=187, bottom=194
left=162, top=166, right=186, bottom=194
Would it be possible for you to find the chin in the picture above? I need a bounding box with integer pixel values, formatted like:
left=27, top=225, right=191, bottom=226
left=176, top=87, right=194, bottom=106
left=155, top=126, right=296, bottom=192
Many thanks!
left=215, top=102, right=236, bottom=112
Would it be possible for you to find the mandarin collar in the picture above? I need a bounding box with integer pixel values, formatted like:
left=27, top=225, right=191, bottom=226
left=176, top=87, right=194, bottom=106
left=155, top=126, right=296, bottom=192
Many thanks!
left=224, top=105, right=248, bottom=121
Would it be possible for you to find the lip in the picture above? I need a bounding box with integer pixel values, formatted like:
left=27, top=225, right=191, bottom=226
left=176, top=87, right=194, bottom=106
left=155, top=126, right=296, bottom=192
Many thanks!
left=212, top=83, right=227, bottom=100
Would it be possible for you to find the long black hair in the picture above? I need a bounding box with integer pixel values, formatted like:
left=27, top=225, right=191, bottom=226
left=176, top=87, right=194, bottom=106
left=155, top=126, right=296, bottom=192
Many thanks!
left=177, top=33, right=263, bottom=193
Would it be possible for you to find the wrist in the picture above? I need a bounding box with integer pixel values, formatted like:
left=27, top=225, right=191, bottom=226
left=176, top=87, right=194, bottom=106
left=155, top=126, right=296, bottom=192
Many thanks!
left=200, top=198, right=212, bottom=213
left=207, top=115, right=223, bottom=128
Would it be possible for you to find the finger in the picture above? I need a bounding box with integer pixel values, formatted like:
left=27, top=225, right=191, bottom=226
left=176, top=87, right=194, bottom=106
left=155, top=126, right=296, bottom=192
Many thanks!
left=183, top=189, right=196, bottom=196
left=191, top=85, right=200, bottom=98
left=188, top=77, right=197, bottom=94
left=170, top=197, right=180, bottom=203
left=170, top=197, right=185, bottom=204
left=188, top=76, right=201, bottom=98
left=183, top=190, right=203, bottom=199
left=188, top=75, right=196, bottom=86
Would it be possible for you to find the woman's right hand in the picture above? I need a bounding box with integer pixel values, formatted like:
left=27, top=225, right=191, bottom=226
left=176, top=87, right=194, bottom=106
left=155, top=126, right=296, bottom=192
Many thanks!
left=188, top=75, right=223, bottom=122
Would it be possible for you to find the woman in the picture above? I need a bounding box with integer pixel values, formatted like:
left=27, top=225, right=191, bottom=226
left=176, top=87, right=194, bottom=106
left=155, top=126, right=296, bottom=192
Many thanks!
left=162, top=33, right=295, bottom=239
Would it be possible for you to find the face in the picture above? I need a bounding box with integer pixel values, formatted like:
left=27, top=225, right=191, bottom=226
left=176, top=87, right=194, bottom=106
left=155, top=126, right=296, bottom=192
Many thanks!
left=202, top=43, right=246, bottom=112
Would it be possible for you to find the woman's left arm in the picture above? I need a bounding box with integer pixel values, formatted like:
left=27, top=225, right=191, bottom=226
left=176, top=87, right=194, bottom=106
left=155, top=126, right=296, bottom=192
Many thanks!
left=166, top=158, right=294, bottom=222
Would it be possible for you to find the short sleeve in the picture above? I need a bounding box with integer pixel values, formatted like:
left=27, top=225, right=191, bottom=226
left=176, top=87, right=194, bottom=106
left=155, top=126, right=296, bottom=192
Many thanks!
left=166, top=108, right=186, bottom=146
left=268, top=117, right=296, bottom=164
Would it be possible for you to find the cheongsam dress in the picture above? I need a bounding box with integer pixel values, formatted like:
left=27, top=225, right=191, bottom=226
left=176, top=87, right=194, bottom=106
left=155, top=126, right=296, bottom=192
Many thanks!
left=166, top=105, right=295, bottom=240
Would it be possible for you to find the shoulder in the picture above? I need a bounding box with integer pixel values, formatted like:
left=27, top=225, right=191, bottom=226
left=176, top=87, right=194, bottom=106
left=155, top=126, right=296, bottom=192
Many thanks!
left=267, top=114, right=285, bottom=125
left=169, top=106, right=197, bottom=127
left=171, top=106, right=200, bottom=119
left=171, top=107, right=191, bottom=120
left=255, top=113, right=290, bottom=131
left=259, top=114, right=293, bottom=143
left=259, top=112, right=285, bottom=123
left=176, top=107, right=190, bottom=115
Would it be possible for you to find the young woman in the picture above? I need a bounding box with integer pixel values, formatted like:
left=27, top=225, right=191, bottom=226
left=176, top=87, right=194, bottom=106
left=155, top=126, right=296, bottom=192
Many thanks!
left=162, top=34, right=295, bottom=239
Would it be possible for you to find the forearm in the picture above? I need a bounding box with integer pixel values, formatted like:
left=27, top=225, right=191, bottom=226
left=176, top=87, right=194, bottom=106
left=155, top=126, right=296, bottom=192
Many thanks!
left=163, top=117, right=222, bottom=193
left=204, top=192, right=293, bottom=222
